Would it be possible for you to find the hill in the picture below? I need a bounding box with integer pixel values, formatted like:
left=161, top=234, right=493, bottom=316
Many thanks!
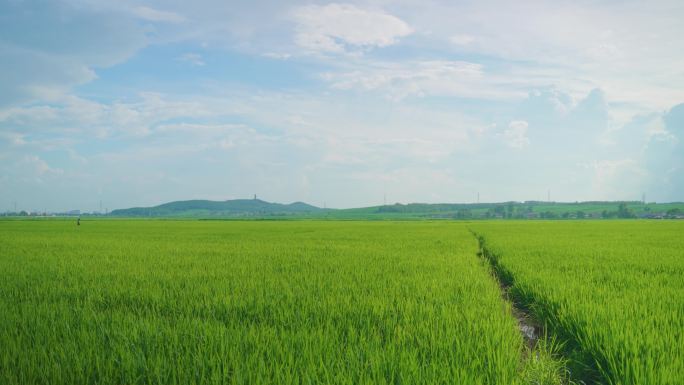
left=336, top=201, right=684, bottom=219
left=108, top=199, right=684, bottom=219
left=109, top=199, right=323, bottom=217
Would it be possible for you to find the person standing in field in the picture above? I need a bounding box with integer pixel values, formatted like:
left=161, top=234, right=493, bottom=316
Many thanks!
left=77, top=217, right=80, bottom=226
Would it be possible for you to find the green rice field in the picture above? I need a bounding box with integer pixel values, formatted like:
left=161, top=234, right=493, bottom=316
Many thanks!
left=472, top=221, right=684, bottom=385
left=1, top=220, right=682, bottom=384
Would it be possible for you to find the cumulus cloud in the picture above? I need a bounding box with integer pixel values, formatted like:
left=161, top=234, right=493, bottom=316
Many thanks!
left=569, top=88, right=609, bottom=131
left=2, top=0, right=684, bottom=209
left=0, top=155, right=64, bottom=188
left=0, top=1, right=146, bottom=106
left=292, top=3, right=413, bottom=53
left=581, top=159, right=645, bottom=198
left=0, top=93, right=215, bottom=139
left=515, top=87, right=610, bottom=153
left=663, top=103, right=684, bottom=136
left=21, top=155, right=63, bottom=177
left=640, top=103, right=684, bottom=200
left=503, top=121, right=530, bottom=149
left=322, top=60, right=494, bottom=100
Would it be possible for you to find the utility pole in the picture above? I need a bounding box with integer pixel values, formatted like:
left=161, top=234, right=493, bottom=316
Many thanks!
left=477, top=192, right=480, bottom=204
left=547, top=190, right=551, bottom=203
left=383, top=193, right=387, bottom=206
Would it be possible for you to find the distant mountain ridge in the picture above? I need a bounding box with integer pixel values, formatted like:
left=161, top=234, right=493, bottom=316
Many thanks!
left=109, top=199, right=323, bottom=217
left=108, top=199, right=684, bottom=219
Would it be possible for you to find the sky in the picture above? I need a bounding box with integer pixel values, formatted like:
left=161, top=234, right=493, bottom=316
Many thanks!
left=1, top=0, right=683, bottom=212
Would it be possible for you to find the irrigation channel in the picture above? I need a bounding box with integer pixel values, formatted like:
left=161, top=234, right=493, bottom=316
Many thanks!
left=470, top=230, right=591, bottom=385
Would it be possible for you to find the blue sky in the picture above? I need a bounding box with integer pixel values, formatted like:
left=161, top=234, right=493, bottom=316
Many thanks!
left=1, top=0, right=683, bottom=211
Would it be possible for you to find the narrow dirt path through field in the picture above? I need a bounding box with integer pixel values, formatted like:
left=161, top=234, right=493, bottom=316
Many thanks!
left=468, top=229, right=587, bottom=385
left=470, top=230, right=541, bottom=349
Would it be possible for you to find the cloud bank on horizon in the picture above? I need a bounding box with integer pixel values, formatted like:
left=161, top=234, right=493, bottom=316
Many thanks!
left=1, top=0, right=683, bottom=211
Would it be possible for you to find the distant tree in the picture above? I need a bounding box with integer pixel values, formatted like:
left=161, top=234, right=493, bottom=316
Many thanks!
left=617, top=203, right=636, bottom=218
left=576, top=210, right=586, bottom=219
left=667, top=208, right=682, bottom=216
left=378, top=203, right=404, bottom=213
left=602, top=210, right=617, bottom=219
left=562, top=212, right=570, bottom=219
left=541, top=211, right=558, bottom=219
left=456, top=209, right=472, bottom=219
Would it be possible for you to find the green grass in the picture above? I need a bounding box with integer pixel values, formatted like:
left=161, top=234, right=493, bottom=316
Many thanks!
left=1, top=220, right=527, bottom=385
left=4, top=219, right=680, bottom=384
left=472, top=221, right=684, bottom=385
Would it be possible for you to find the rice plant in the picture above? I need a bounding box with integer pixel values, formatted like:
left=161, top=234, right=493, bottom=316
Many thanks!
left=473, top=221, right=684, bottom=385
left=0, top=220, right=526, bottom=385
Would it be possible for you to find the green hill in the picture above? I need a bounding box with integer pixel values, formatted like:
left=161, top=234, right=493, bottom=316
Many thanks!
left=336, top=201, right=684, bottom=219
left=109, top=199, right=323, bottom=217
left=109, top=199, right=684, bottom=219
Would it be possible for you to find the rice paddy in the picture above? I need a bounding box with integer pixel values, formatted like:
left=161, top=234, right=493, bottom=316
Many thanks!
left=472, top=221, right=684, bottom=385
left=1, top=220, right=524, bottom=385
left=1, top=219, right=682, bottom=384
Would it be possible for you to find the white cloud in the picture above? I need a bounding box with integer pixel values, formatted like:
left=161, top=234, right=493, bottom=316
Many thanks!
left=0, top=131, right=26, bottom=147
left=0, top=44, right=99, bottom=106
left=23, top=155, right=62, bottom=176
left=420, top=0, right=684, bottom=110
left=262, top=52, right=292, bottom=60
left=0, top=93, right=219, bottom=139
left=3, top=155, right=65, bottom=186
left=292, top=3, right=413, bottom=53
left=0, top=1, right=146, bottom=106
left=4, top=0, right=684, bottom=209
left=322, top=60, right=495, bottom=100
left=177, top=53, right=205, bottom=66
left=130, top=6, right=186, bottom=23
left=579, top=159, right=646, bottom=199
left=503, top=120, right=530, bottom=149
left=450, top=34, right=475, bottom=46
left=3, top=85, right=683, bottom=209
